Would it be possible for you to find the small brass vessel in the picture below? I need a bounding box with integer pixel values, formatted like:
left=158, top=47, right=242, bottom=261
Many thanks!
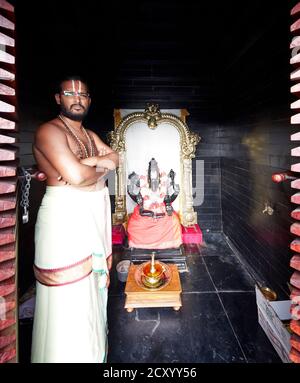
left=260, top=286, right=277, bottom=301
left=141, top=252, right=165, bottom=289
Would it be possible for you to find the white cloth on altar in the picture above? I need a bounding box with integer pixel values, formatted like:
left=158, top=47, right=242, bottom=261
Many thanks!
left=31, top=185, right=112, bottom=363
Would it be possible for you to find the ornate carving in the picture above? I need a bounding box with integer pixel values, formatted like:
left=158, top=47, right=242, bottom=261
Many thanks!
left=107, top=131, right=125, bottom=152
left=143, top=104, right=162, bottom=129
left=112, top=152, right=126, bottom=224
left=108, top=106, right=201, bottom=161
left=182, top=131, right=200, bottom=159
left=181, top=159, right=197, bottom=226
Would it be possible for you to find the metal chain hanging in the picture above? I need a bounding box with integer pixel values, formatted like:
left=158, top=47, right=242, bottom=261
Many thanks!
left=19, top=167, right=32, bottom=223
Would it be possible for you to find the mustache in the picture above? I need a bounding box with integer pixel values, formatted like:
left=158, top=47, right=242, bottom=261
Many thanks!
left=71, top=103, right=85, bottom=110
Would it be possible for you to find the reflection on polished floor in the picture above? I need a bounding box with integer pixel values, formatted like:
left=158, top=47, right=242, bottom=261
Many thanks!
left=107, top=232, right=282, bottom=363
left=19, top=233, right=282, bottom=363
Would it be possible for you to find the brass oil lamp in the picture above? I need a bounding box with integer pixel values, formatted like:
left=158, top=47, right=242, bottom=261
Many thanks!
left=141, top=252, right=165, bottom=289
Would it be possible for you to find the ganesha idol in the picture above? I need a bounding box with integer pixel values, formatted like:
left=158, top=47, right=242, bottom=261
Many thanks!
left=127, top=158, right=183, bottom=249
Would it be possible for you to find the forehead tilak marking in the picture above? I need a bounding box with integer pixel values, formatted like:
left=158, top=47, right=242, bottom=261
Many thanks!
left=62, top=80, right=84, bottom=92
left=70, top=80, right=83, bottom=92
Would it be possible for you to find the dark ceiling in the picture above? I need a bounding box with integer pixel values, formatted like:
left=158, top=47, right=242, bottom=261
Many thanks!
left=11, top=0, right=293, bottom=123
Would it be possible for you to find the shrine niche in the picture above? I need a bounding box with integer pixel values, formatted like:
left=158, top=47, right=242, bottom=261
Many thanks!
left=109, top=104, right=201, bottom=234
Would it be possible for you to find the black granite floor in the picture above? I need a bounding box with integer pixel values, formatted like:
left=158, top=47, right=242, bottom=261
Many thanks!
left=18, top=232, right=282, bottom=363
left=107, top=233, right=282, bottom=363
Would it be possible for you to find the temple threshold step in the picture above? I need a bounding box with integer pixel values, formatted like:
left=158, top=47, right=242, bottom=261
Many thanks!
left=126, top=246, right=184, bottom=257
left=130, top=258, right=188, bottom=273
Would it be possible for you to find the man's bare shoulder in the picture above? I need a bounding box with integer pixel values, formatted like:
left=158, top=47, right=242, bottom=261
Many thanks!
left=37, top=118, right=62, bottom=133
left=34, top=119, right=67, bottom=150
left=35, top=119, right=65, bottom=139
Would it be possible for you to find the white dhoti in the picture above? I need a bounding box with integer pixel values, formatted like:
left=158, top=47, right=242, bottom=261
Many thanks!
left=31, top=186, right=112, bottom=363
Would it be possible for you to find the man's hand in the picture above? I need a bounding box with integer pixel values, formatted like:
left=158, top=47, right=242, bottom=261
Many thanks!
left=96, top=158, right=117, bottom=171
left=80, top=156, right=98, bottom=167
left=80, top=155, right=116, bottom=171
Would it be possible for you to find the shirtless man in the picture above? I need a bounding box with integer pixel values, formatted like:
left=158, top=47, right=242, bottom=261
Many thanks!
left=31, top=76, right=118, bottom=363
left=33, top=76, right=118, bottom=268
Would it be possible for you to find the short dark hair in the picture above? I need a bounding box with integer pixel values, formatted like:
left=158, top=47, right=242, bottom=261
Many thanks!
left=56, top=75, right=89, bottom=93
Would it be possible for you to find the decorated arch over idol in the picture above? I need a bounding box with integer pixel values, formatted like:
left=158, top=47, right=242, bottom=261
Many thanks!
left=108, top=104, right=202, bottom=248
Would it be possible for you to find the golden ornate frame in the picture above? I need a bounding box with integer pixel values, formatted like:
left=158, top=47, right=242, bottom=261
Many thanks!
left=108, top=104, right=201, bottom=226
